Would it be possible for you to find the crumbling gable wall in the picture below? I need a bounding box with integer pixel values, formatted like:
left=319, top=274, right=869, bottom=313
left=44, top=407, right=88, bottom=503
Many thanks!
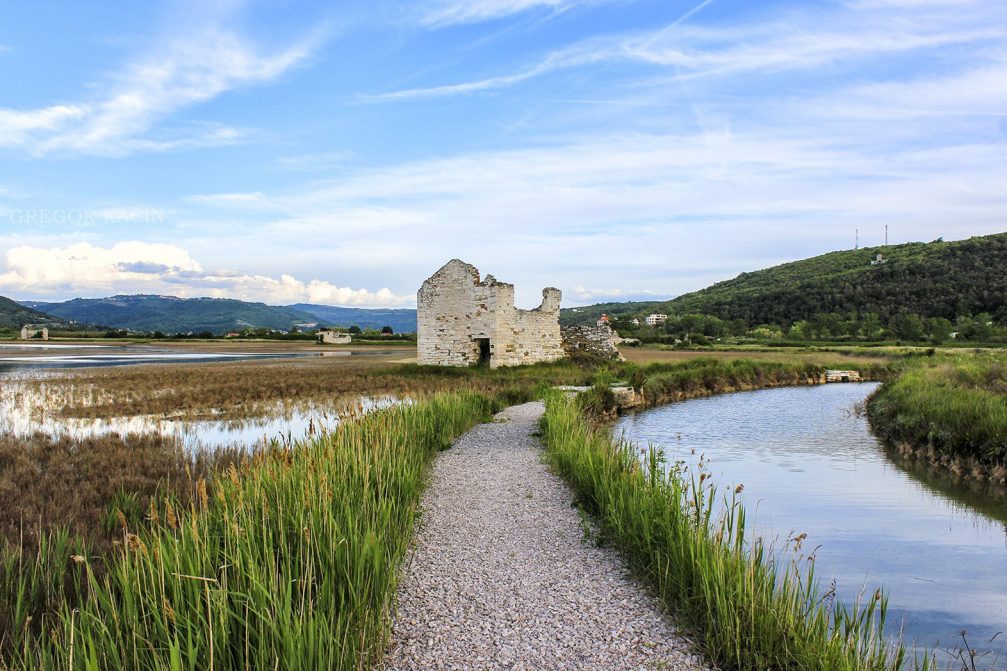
left=417, top=259, right=564, bottom=368
left=560, top=324, right=624, bottom=361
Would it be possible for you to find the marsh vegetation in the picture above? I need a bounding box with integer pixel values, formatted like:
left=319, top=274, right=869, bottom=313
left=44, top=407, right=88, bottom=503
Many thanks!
left=867, top=352, right=1007, bottom=483
left=1, top=344, right=1000, bottom=669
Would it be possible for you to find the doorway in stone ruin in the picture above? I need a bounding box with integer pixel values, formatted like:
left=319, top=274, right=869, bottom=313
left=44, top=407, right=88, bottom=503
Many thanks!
left=475, top=338, right=491, bottom=366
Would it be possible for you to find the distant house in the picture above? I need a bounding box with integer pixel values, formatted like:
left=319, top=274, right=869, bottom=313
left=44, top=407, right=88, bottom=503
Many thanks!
left=20, top=325, right=48, bottom=341
left=870, top=253, right=887, bottom=266
left=596, top=313, right=610, bottom=327
left=318, top=330, right=352, bottom=345
left=645, top=313, right=668, bottom=326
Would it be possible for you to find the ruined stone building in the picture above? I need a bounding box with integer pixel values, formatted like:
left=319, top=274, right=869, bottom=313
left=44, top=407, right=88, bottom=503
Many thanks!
left=317, top=330, right=352, bottom=345
left=20, top=325, right=48, bottom=341
left=417, top=260, right=565, bottom=368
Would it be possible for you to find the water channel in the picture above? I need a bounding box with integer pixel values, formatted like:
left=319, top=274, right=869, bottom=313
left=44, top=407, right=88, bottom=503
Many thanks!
left=616, top=383, right=1007, bottom=664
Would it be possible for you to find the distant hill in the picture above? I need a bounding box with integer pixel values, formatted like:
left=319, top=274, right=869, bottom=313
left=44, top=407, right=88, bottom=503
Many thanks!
left=561, top=233, right=1007, bottom=327
left=289, top=304, right=416, bottom=333
left=23, top=295, right=320, bottom=335
left=0, top=295, right=63, bottom=331
left=21, top=295, right=419, bottom=335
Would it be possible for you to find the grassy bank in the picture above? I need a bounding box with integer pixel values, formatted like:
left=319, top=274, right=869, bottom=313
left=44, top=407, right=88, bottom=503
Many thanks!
left=867, top=354, right=1007, bottom=483
left=637, top=357, right=888, bottom=407
left=541, top=392, right=918, bottom=671
left=0, top=392, right=498, bottom=669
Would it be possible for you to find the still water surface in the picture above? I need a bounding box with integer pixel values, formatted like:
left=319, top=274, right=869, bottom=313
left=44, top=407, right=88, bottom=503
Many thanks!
left=0, top=346, right=405, bottom=449
left=0, top=344, right=403, bottom=371
left=616, top=383, right=1007, bottom=663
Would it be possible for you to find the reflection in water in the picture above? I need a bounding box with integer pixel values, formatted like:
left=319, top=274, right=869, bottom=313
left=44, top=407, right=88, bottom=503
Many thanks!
left=0, top=345, right=412, bottom=372
left=616, top=383, right=1007, bottom=662
left=0, top=370, right=396, bottom=451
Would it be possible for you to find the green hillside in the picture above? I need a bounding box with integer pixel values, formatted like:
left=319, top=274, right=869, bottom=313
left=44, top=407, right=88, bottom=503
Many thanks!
left=23, top=295, right=320, bottom=335
left=0, top=296, right=61, bottom=331
left=289, top=304, right=416, bottom=333
left=562, top=233, right=1007, bottom=332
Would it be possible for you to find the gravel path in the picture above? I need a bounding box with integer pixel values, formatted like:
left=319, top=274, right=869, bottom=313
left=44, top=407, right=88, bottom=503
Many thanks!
left=383, top=402, right=710, bottom=671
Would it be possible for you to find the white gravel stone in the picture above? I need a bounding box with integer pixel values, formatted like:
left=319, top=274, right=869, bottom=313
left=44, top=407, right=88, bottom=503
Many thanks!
left=383, top=402, right=711, bottom=671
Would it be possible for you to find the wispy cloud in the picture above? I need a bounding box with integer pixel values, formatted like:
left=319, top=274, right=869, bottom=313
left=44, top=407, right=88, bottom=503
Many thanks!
left=0, top=242, right=411, bottom=306
left=0, top=25, right=322, bottom=156
left=373, top=0, right=1007, bottom=100
left=417, top=0, right=599, bottom=28
left=185, top=192, right=271, bottom=206
left=176, top=114, right=1006, bottom=303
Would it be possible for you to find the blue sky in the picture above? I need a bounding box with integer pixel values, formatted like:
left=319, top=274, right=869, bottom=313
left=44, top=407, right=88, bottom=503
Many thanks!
left=0, top=0, right=1004, bottom=308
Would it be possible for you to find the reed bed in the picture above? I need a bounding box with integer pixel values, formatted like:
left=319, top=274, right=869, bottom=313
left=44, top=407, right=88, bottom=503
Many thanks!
left=0, top=392, right=497, bottom=670
left=541, top=391, right=923, bottom=671
left=38, top=359, right=594, bottom=421
left=635, top=357, right=890, bottom=408
left=0, top=432, right=240, bottom=554
left=867, top=353, right=1007, bottom=480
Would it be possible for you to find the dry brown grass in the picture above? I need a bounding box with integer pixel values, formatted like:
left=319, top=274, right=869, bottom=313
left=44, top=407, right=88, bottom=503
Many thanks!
left=33, top=355, right=419, bottom=420
left=31, top=353, right=595, bottom=421
left=0, top=431, right=243, bottom=553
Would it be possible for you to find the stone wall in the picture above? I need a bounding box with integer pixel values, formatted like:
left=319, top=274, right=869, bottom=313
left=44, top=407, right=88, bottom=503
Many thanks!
left=417, top=259, right=565, bottom=368
left=317, top=330, right=352, bottom=345
left=560, top=324, right=624, bottom=361
left=20, top=326, right=48, bottom=341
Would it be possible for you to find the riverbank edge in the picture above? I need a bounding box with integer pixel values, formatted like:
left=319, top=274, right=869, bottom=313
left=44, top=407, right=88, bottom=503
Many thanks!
left=865, top=360, right=1007, bottom=488
left=866, top=405, right=1007, bottom=487
left=540, top=390, right=922, bottom=671
left=582, top=359, right=890, bottom=420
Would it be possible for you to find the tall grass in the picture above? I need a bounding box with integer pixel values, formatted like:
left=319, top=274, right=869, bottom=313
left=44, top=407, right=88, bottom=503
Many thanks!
left=636, top=357, right=889, bottom=407
left=867, top=354, right=1007, bottom=469
left=541, top=392, right=922, bottom=671
left=0, top=392, right=496, bottom=670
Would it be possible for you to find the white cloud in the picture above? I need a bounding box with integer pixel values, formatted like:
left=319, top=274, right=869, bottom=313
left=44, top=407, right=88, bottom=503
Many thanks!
left=0, top=105, right=88, bottom=147
left=0, top=242, right=411, bottom=306
left=0, top=26, right=319, bottom=156
left=185, top=192, right=271, bottom=206
left=418, top=0, right=593, bottom=27
left=566, top=286, right=669, bottom=302
left=210, top=119, right=1005, bottom=304
left=374, top=1, right=1007, bottom=99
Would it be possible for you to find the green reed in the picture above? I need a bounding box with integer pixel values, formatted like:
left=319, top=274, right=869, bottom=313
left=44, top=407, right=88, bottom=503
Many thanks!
left=541, top=391, right=926, bottom=671
left=0, top=392, right=496, bottom=670
left=867, top=353, right=1007, bottom=466
left=638, top=357, right=889, bottom=407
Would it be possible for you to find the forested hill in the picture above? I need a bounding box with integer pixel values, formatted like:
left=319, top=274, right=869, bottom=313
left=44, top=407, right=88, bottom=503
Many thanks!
left=561, top=233, right=1007, bottom=327
left=0, top=295, right=61, bottom=330
left=21, top=295, right=418, bottom=335
left=23, top=295, right=321, bottom=335
left=289, top=304, right=416, bottom=333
